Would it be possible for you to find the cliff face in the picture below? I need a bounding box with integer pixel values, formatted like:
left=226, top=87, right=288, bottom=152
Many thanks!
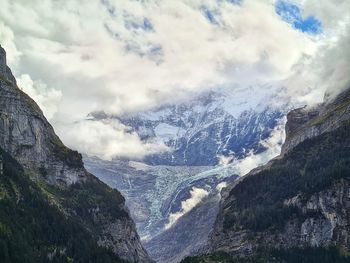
left=84, top=157, right=238, bottom=263
left=0, top=47, right=16, bottom=85
left=206, top=88, right=350, bottom=256
left=143, top=185, right=235, bottom=263
left=209, top=179, right=350, bottom=254
left=282, top=89, right=350, bottom=154
left=0, top=47, right=85, bottom=186
left=0, top=46, right=151, bottom=262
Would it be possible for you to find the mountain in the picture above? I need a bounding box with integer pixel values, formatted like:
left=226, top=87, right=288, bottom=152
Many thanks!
left=0, top=45, right=151, bottom=263
left=84, top=157, right=238, bottom=261
left=183, top=88, right=350, bottom=262
left=91, top=86, right=285, bottom=166
left=85, top=86, right=286, bottom=262
left=143, top=188, right=225, bottom=263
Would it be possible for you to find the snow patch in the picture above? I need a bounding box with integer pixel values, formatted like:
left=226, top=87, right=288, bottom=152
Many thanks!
left=154, top=123, right=186, bottom=140
left=128, top=161, right=151, bottom=171
left=233, top=117, right=286, bottom=176
left=218, top=155, right=235, bottom=166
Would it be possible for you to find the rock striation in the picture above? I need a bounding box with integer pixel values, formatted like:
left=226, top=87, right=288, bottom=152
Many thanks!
left=0, top=46, right=85, bottom=186
left=0, top=45, right=151, bottom=262
left=282, top=89, right=350, bottom=155
left=206, top=87, right=350, bottom=257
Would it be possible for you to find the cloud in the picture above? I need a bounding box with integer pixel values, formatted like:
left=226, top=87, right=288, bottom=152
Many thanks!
left=280, top=0, right=350, bottom=105
left=0, top=0, right=316, bottom=115
left=216, top=182, right=228, bottom=192
left=234, top=117, right=286, bottom=176
left=0, top=0, right=348, bottom=159
left=0, top=22, right=21, bottom=67
left=165, top=187, right=209, bottom=229
left=218, top=155, right=235, bottom=166
left=17, top=74, right=62, bottom=120
left=275, top=0, right=322, bottom=34
left=55, top=119, right=169, bottom=161
left=163, top=117, right=286, bottom=229
left=284, top=29, right=350, bottom=105
left=301, top=0, right=350, bottom=29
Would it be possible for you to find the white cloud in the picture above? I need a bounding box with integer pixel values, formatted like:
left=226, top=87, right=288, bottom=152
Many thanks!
left=0, top=0, right=348, bottom=159
left=218, top=155, right=235, bottom=166
left=281, top=0, right=350, bottom=105
left=17, top=74, right=62, bottom=120
left=55, top=119, right=169, bottom=161
left=0, top=22, right=21, bottom=67
left=301, top=0, right=350, bottom=29
left=163, top=117, right=286, bottom=229
left=165, top=187, right=209, bottom=229
left=216, top=182, right=228, bottom=192
left=234, top=117, right=286, bottom=176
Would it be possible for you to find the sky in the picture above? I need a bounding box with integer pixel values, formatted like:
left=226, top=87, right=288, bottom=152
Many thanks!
left=0, top=0, right=349, bottom=160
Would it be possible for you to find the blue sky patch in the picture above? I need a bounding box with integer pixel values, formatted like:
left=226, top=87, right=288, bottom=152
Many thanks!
left=202, top=0, right=242, bottom=25
left=202, top=7, right=218, bottom=24
left=124, top=17, right=154, bottom=32
left=275, top=0, right=322, bottom=34
left=225, top=0, right=242, bottom=4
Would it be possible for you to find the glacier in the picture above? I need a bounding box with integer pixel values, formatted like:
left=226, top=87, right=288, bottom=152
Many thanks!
left=84, top=86, right=289, bottom=262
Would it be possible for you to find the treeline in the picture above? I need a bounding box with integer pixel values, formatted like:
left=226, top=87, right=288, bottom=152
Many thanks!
left=223, top=122, right=350, bottom=232
left=0, top=148, right=126, bottom=263
left=181, top=246, right=350, bottom=263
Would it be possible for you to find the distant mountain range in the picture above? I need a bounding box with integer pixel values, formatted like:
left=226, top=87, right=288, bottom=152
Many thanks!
left=92, top=86, right=286, bottom=166
left=85, top=85, right=288, bottom=262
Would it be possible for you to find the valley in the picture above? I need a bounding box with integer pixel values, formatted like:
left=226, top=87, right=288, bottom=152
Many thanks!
left=84, top=89, right=287, bottom=262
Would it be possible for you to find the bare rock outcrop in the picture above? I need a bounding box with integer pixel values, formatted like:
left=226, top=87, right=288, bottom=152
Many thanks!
left=0, top=45, right=151, bottom=262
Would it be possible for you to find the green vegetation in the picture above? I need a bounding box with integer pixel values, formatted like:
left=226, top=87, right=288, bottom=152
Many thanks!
left=309, top=99, right=350, bottom=126
left=223, top=122, right=350, bottom=232
left=40, top=175, right=128, bottom=221
left=0, top=147, right=127, bottom=263
left=48, top=136, right=84, bottom=168
left=0, top=74, right=13, bottom=86
left=181, top=246, right=350, bottom=263
left=309, top=97, right=350, bottom=127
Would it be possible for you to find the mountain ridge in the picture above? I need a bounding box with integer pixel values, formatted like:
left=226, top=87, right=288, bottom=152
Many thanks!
left=90, top=87, right=286, bottom=166
left=0, top=45, right=151, bottom=262
left=191, top=88, right=350, bottom=261
left=84, top=91, right=286, bottom=262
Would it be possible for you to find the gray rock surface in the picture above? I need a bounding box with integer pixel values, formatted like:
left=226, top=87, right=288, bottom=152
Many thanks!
left=0, top=46, right=84, bottom=186
left=282, top=89, right=350, bottom=155
left=86, top=85, right=286, bottom=262
left=207, top=88, right=350, bottom=256
left=0, top=45, right=151, bottom=262
left=84, top=156, right=238, bottom=261
left=144, top=192, right=223, bottom=263
left=209, top=180, right=350, bottom=254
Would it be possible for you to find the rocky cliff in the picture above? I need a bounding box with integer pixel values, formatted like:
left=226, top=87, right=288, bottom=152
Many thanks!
left=0, top=47, right=86, bottom=186
left=84, top=156, right=239, bottom=262
left=144, top=192, right=224, bottom=263
left=282, top=89, right=350, bottom=154
left=0, top=45, right=151, bottom=262
left=85, top=86, right=286, bottom=262
left=204, top=88, right=350, bottom=258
